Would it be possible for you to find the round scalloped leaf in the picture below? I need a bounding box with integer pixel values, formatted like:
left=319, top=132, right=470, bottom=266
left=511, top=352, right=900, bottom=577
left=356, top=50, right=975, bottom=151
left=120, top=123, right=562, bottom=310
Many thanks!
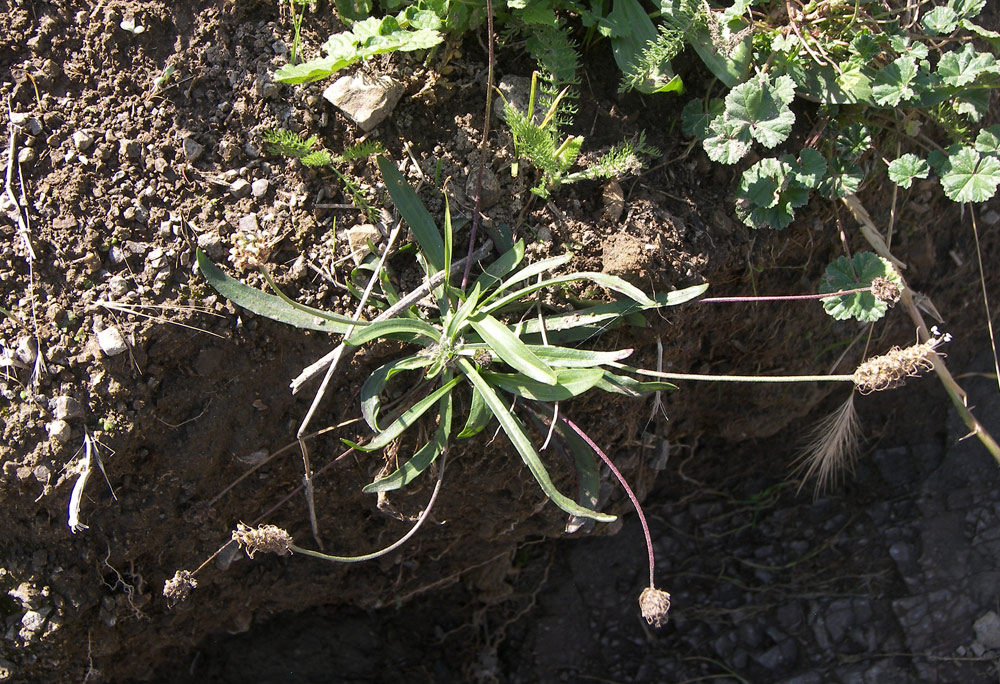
left=819, top=253, right=901, bottom=322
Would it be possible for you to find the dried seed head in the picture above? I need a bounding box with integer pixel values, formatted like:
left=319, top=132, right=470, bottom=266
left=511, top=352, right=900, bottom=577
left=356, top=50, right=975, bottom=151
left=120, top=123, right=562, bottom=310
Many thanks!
left=163, top=570, right=197, bottom=607
left=229, top=230, right=273, bottom=272
left=473, top=349, right=493, bottom=368
left=639, top=586, right=671, bottom=628
left=853, top=330, right=951, bottom=394
left=869, top=277, right=900, bottom=306
left=233, top=522, right=293, bottom=559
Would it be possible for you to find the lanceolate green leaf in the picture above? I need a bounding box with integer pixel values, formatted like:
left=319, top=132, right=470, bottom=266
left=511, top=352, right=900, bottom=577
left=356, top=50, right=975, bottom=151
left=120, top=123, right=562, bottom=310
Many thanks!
left=361, top=356, right=433, bottom=432
left=346, top=375, right=462, bottom=452
left=346, top=318, right=440, bottom=346
left=377, top=156, right=445, bottom=272
left=596, top=371, right=676, bottom=397
left=482, top=368, right=606, bottom=401
left=526, top=345, right=634, bottom=367
left=484, top=271, right=659, bottom=314
left=197, top=250, right=358, bottom=333
left=458, top=359, right=615, bottom=522
left=474, top=240, right=526, bottom=294
left=457, top=386, right=491, bottom=439
left=361, top=390, right=452, bottom=493
left=469, top=313, right=558, bottom=385
left=492, top=253, right=574, bottom=298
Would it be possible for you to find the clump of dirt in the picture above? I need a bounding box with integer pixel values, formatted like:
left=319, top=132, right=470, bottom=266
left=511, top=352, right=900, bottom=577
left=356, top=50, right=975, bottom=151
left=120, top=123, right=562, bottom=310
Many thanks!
left=0, top=2, right=997, bottom=683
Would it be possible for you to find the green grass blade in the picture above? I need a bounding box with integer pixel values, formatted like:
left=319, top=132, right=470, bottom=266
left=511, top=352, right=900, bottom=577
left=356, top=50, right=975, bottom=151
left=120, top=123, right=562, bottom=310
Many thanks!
left=197, top=249, right=357, bottom=333
left=492, top=253, right=574, bottom=297
left=345, top=318, right=440, bottom=346
left=596, top=371, right=677, bottom=397
left=457, top=386, right=492, bottom=438
left=483, top=272, right=659, bottom=314
left=469, top=313, right=557, bottom=385
left=361, top=356, right=434, bottom=432
left=481, top=368, right=605, bottom=401
left=362, top=390, right=453, bottom=493
left=474, top=240, right=526, bottom=294
left=657, top=283, right=709, bottom=306
left=445, top=282, right=482, bottom=340
left=346, top=375, right=463, bottom=452
left=526, top=345, right=634, bottom=367
left=377, top=156, right=445, bottom=273
left=459, top=359, right=615, bottom=522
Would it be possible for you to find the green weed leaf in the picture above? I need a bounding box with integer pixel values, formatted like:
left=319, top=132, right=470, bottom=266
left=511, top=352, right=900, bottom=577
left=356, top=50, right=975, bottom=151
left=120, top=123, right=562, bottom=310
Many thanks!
left=922, top=6, right=960, bottom=34
left=377, top=156, right=446, bottom=272
left=938, top=146, right=1000, bottom=202
left=346, top=375, right=462, bottom=452
left=975, top=125, right=1000, bottom=155
left=469, top=314, right=558, bottom=385
left=936, top=44, right=999, bottom=87
left=735, top=158, right=809, bottom=230
left=872, top=56, right=919, bottom=107
left=723, top=73, right=796, bottom=148
left=887, top=154, right=930, bottom=189
left=360, top=356, right=433, bottom=432
left=196, top=250, right=357, bottom=333
left=819, top=253, right=901, bottom=322
left=482, top=368, right=605, bottom=402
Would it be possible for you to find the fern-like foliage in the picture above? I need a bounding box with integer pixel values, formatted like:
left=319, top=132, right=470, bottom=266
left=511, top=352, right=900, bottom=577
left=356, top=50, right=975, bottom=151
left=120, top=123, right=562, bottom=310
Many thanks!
left=619, top=24, right=686, bottom=94
left=524, top=22, right=580, bottom=131
left=577, top=133, right=661, bottom=182
left=263, top=129, right=320, bottom=159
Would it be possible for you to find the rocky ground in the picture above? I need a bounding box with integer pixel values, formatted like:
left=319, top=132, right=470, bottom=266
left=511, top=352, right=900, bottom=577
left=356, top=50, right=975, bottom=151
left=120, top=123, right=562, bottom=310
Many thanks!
left=1, top=1, right=999, bottom=683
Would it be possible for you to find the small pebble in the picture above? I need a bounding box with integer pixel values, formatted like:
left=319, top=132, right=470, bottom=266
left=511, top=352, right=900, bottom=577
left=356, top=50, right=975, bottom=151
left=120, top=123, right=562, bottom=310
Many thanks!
left=251, top=178, right=269, bottom=198
left=107, top=275, right=130, bottom=299
left=46, top=420, right=71, bottom=444
left=16, top=336, right=38, bottom=365
left=118, top=139, right=142, bottom=160
left=17, top=148, right=37, bottom=165
left=72, top=131, right=94, bottom=151
left=182, top=137, right=204, bottom=162
left=230, top=178, right=251, bottom=199
left=97, top=327, right=127, bottom=356
left=50, top=396, right=84, bottom=420
left=237, top=214, right=259, bottom=233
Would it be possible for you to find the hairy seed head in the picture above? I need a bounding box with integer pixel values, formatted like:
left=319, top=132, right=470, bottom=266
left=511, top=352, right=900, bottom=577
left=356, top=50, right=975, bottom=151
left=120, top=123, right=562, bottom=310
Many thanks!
left=853, top=331, right=951, bottom=394
left=233, top=523, right=293, bottom=558
left=163, top=570, right=197, bottom=607
left=639, top=586, right=671, bottom=628
left=869, top=277, right=900, bottom=306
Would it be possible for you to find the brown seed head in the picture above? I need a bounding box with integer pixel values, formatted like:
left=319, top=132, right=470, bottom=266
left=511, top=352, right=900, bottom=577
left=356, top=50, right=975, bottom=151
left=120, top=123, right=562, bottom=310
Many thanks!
left=163, top=570, right=197, bottom=607
left=853, top=331, right=951, bottom=394
left=233, top=522, right=293, bottom=558
left=639, top=586, right=671, bottom=628
left=869, top=277, right=900, bottom=306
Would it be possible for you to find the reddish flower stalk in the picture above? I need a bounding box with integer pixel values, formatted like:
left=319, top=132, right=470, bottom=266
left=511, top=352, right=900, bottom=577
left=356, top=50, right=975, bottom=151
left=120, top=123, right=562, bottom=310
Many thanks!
left=560, top=415, right=655, bottom=589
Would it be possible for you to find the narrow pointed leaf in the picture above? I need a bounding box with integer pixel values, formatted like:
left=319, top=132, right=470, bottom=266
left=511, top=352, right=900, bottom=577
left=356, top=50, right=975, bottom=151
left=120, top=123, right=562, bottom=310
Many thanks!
left=484, top=272, right=659, bottom=314
left=362, top=391, right=452, bottom=493
left=346, top=375, right=463, bottom=452
left=377, top=156, right=445, bottom=272
left=197, top=249, right=357, bottom=333
left=469, top=314, right=557, bottom=385
left=459, top=359, right=615, bottom=522
left=361, top=356, right=433, bottom=432
left=482, top=368, right=605, bottom=401
left=457, top=386, right=492, bottom=438
left=474, top=240, right=526, bottom=294
left=346, top=318, right=440, bottom=346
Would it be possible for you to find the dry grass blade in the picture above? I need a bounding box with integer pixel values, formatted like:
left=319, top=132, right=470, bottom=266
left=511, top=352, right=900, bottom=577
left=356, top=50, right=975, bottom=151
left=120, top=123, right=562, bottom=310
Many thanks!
left=794, top=393, right=861, bottom=496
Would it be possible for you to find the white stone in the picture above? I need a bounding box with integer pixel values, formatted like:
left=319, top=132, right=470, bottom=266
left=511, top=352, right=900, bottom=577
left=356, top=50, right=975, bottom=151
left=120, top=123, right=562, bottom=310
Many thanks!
left=251, top=178, right=269, bottom=198
left=346, top=224, right=383, bottom=264
left=323, top=73, right=404, bottom=132
left=97, top=327, right=127, bottom=356
left=46, top=419, right=71, bottom=444
left=72, top=130, right=94, bottom=151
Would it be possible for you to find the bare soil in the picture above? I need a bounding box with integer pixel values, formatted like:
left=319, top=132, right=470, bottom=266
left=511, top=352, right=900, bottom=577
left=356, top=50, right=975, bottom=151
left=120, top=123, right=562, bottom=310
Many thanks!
left=1, top=2, right=998, bottom=683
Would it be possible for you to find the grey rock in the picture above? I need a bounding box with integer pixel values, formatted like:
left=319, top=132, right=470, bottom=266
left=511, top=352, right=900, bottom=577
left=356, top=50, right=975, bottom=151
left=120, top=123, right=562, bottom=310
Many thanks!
left=21, top=609, right=49, bottom=633
left=147, top=247, right=167, bottom=269
left=197, top=232, right=224, bottom=259
left=973, top=610, right=1000, bottom=650
left=346, top=224, right=383, bottom=264
left=11, top=112, right=43, bottom=136
left=119, top=139, right=142, bottom=160
left=108, top=275, right=130, bottom=298
left=17, top=147, right=37, bottom=165
left=72, top=130, right=95, bottom=151
left=251, top=178, right=269, bottom=198
left=16, top=336, right=38, bottom=365
left=323, top=73, right=404, bottom=132
left=754, top=638, right=797, bottom=671
left=46, top=419, right=71, bottom=444
left=494, top=76, right=536, bottom=123
left=97, top=326, right=127, bottom=356
left=465, top=167, right=501, bottom=209
left=237, top=213, right=259, bottom=233
left=33, top=464, right=50, bottom=483
left=50, top=396, right=84, bottom=420
left=182, top=137, right=204, bottom=162
left=230, top=178, right=251, bottom=199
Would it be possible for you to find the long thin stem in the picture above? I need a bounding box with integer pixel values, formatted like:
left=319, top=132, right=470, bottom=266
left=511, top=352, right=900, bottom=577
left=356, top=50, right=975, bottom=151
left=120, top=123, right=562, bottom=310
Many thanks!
left=289, top=451, right=446, bottom=564
left=561, top=416, right=655, bottom=588
left=461, top=0, right=494, bottom=290
left=699, top=286, right=868, bottom=304
left=610, top=363, right=855, bottom=384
